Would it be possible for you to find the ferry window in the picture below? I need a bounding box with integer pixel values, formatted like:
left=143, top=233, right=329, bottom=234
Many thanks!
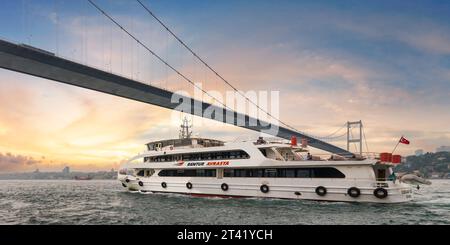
left=158, top=169, right=216, bottom=177
left=223, top=152, right=230, bottom=159
left=296, top=169, right=311, bottom=178
left=259, top=149, right=267, bottom=157
left=249, top=169, right=264, bottom=177
left=221, top=168, right=344, bottom=178
left=137, top=170, right=145, bottom=177
left=224, top=169, right=234, bottom=177
left=278, top=168, right=296, bottom=178
left=230, top=152, right=236, bottom=159
left=312, top=168, right=345, bottom=178
left=149, top=151, right=249, bottom=163
left=277, top=168, right=286, bottom=177
left=194, top=154, right=199, bottom=160
left=234, top=169, right=245, bottom=177
left=213, top=152, right=221, bottom=159
left=197, top=169, right=205, bottom=176
left=264, top=169, right=277, bottom=178
left=183, top=170, right=197, bottom=177
left=205, top=170, right=216, bottom=177
left=158, top=170, right=169, bottom=176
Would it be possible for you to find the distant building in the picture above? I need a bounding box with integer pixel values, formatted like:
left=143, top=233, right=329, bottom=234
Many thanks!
left=62, top=166, right=70, bottom=175
left=436, top=146, right=450, bottom=153
left=415, top=149, right=424, bottom=156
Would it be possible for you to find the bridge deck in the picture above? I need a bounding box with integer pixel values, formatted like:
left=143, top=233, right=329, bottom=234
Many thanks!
left=0, top=39, right=354, bottom=157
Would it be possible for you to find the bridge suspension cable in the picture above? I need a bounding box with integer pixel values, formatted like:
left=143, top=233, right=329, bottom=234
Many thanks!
left=362, top=124, right=370, bottom=153
left=87, top=0, right=236, bottom=114
left=134, top=0, right=311, bottom=136
left=88, top=0, right=353, bottom=144
left=313, top=123, right=347, bottom=140
left=89, top=0, right=307, bottom=134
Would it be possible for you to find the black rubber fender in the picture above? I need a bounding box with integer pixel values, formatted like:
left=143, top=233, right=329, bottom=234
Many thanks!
left=260, top=184, right=270, bottom=194
left=374, top=188, right=388, bottom=199
left=161, top=182, right=167, bottom=188
left=138, top=181, right=144, bottom=187
left=347, top=187, right=361, bottom=198
left=186, top=182, right=193, bottom=190
left=221, top=183, right=229, bottom=191
left=315, top=186, right=327, bottom=196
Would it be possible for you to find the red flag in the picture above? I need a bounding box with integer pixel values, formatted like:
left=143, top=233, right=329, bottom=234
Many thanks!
left=399, top=137, right=410, bottom=145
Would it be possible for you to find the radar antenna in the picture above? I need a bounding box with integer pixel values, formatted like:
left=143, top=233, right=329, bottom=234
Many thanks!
left=179, top=116, right=193, bottom=139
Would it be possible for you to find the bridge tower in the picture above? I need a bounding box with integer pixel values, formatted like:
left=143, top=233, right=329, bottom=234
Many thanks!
left=347, top=120, right=363, bottom=156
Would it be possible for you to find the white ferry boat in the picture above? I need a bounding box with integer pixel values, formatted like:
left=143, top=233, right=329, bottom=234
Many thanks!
left=118, top=122, right=425, bottom=203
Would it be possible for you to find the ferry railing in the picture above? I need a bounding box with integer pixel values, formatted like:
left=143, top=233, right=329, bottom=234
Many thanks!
left=300, top=152, right=382, bottom=161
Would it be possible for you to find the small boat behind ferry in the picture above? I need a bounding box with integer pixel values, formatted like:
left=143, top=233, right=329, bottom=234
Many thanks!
left=118, top=120, right=429, bottom=203
left=75, top=176, right=93, bottom=181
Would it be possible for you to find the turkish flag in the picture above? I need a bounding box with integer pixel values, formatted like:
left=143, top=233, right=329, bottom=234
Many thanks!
left=399, top=137, right=410, bottom=145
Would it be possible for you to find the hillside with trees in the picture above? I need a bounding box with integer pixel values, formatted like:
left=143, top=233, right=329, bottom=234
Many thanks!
left=395, top=152, right=450, bottom=178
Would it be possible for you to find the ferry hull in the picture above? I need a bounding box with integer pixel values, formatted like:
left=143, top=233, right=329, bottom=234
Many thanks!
left=119, top=177, right=413, bottom=204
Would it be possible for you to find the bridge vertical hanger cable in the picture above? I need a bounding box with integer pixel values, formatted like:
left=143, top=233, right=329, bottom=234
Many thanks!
left=110, top=14, right=113, bottom=73
left=88, top=0, right=352, bottom=145
left=88, top=0, right=353, bottom=148
left=165, top=28, right=169, bottom=90
left=135, top=0, right=313, bottom=137
left=349, top=127, right=358, bottom=153
left=149, top=22, right=153, bottom=86
left=25, top=0, right=29, bottom=45
left=82, top=0, right=86, bottom=64
left=24, top=0, right=30, bottom=45
left=120, top=19, right=123, bottom=75
left=131, top=17, right=134, bottom=80
left=87, top=0, right=241, bottom=114
left=101, top=11, right=105, bottom=70
left=57, top=0, right=60, bottom=56
left=134, top=21, right=141, bottom=81
left=53, top=0, right=57, bottom=55
left=362, top=124, right=370, bottom=155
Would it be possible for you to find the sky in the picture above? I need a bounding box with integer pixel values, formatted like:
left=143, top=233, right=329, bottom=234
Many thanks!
left=0, top=0, right=449, bottom=172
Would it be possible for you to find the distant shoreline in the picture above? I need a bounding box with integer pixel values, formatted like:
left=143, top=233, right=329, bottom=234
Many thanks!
left=0, top=179, right=117, bottom=181
left=0, top=171, right=117, bottom=180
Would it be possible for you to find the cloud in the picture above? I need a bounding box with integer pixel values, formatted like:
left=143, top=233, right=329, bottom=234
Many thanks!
left=1, top=0, right=450, bottom=172
left=0, top=152, right=41, bottom=172
left=331, top=12, right=450, bottom=55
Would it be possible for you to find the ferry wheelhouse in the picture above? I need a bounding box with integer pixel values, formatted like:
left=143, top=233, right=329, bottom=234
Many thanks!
left=118, top=131, right=418, bottom=203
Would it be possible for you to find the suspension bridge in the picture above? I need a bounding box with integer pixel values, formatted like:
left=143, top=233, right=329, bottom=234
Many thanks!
left=0, top=0, right=363, bottom=157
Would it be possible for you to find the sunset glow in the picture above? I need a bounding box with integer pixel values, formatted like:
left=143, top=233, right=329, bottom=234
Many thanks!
left=1, top=0, right=449, bottom=172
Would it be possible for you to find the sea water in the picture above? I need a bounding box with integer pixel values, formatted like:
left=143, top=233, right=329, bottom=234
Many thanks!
left=0, top=179, right=448, bottom=225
